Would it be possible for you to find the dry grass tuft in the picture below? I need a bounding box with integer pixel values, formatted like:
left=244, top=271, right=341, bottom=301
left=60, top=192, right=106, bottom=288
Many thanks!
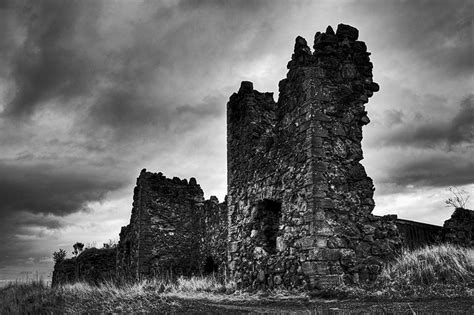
left=382, top=244, right=473, bottom=286
left=333, top=244, right=474, bottom=298
left=374, top=244, right=473, bottom=297
left=0, top=280, right=64, bottom=314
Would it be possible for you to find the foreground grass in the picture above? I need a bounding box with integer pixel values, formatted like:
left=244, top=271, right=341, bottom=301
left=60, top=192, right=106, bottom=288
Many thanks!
left=1, top=244, right=472, bottom=313
left=333, top=243, right=474, bottom=299
left=0, top=277, right=231, bottom=313
left=379, top=243, right=473, bottom=295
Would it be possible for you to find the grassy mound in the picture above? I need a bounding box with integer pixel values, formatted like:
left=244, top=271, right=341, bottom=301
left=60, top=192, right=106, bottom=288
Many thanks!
left=334, top=244, right=474, bottom=298
left=375, top=244, right=473, bottom=297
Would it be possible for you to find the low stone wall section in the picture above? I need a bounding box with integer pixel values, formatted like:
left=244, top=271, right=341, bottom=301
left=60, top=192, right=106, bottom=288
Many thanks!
left=52, top=248, right=116, bottom=286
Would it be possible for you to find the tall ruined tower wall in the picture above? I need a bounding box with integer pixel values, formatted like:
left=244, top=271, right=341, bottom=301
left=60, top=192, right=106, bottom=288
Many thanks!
left=227, top=24, right=401, bottom=290
left=116, top=170, right=227, bottom=280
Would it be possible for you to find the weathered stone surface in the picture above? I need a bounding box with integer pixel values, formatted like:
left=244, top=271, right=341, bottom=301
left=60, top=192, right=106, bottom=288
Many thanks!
left=443, top=208, right=474, bottom=247
left=395, top=218, right=442, bottom=250
left=335, top=23, right=359, bottom=40
left=227, top=24, right=402, bottom=291
left=52, top=248, right=116, bottom=286
left=116, top=170, right=227, bottom=280
left=52, top=258, right=75, bottom=286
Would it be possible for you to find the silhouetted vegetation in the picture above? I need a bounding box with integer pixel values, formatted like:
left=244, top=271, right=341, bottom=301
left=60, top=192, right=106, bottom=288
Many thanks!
left=72, top=242, right=84, bottom=257
left=102, top=239, right=118, bottom=249
left=445, top=186, right=470, bottom=209
left=53, top=249, right=66, bottom=263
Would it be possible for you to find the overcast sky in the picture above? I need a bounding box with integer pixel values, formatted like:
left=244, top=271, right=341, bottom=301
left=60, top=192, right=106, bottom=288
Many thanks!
left=0, top=0, right=472, bottom=281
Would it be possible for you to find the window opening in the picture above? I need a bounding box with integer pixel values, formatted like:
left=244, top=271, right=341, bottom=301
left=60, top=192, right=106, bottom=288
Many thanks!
left=254, top=199, right=281, bottom=253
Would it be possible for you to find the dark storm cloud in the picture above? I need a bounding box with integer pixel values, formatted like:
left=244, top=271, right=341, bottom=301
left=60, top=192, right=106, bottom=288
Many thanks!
left=0, top=161, right=122, bottom=216
left=382, top=95, right=473, bottom=148
left=0, top=208, right=62, bottom=270
left=384, top=154, right=474, bottom=188
left=357, top=0, right=473, bottom=76
left=1, top=0, right=277, bottom=136
left=1, top=0, right=102, bottom=118
left=0, top=0, right=274, bottom=232
left=16, top=214, right=63, bottom=230
left=75, top=0, right=273, bottom=140
left=85, top=90, right=226, bottom=142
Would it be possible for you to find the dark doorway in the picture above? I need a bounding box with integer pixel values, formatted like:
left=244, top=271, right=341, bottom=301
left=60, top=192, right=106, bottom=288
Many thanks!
left=255, top=199, right=282, bottom=253
left=203, top=256, right=219, bottom=274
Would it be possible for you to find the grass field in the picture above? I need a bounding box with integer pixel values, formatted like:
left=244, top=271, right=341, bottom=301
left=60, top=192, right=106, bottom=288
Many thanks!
left=1, top=244, right=472, bottom=313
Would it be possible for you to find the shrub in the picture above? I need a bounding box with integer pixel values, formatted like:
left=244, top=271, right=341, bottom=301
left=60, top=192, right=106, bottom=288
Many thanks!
left=72, top=242, right=84, bottom=256
left=445, top=186, right=470, bottom=209
left=53, top=249, right=67, bottom=263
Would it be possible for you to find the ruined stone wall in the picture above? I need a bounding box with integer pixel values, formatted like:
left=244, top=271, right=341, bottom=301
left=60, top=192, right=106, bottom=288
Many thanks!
left=52, top=248, right=116, bottom=286
left=116, top=170, right=227, bottom=280
left=227, top=24, right=401, bottom=291
left=395, top=219, right=442, bottom=250
left=52, top=258, right=76, bottom=286
left=394, top=208, right=474, bottom=250
left=443, top=208, right=474, bottom=247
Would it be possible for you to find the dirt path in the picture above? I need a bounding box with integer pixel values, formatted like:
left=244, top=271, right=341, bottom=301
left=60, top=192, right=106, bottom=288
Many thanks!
left=190, top=297, right=474, bottom=314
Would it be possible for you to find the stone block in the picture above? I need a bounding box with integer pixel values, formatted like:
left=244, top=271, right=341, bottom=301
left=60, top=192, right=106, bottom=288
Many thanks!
left=229, top=241, right=240, bottom=253
left=253, top=246, right=268, bottom=259
left=296, top=236, right=315, bottom=250
left=301, top=261, right=328, bottom=276
left=361, top=224, right=376, bottom=235
left=313, top=112, right=331, bottom=122
left=314, top=198, right=333, bottom=209
left=317, top=275, right=341, bottom=289
left=273, top=275, right=283, bottom=285
left=311, top=248, right=341, bottom=261
left=316, top=237, right=328, bottom=247
left=327, top=237, right=346, bottom=248
left=312, top=136, right=323, bottom=147
left=276, top=236, right=287, bottom=252
left=314, top=211, right=325, bottom=220
left=313, top=161, right=328, bottom=172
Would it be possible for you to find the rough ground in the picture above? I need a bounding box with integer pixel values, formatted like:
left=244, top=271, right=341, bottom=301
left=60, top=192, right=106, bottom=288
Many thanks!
left=198, top=297, right=474, bottom=314
left=24, top=296, right=474, bottom=314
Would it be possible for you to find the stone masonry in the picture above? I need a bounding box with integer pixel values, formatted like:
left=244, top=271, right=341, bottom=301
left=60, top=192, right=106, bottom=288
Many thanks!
left=227, top=24, right=401, bottom=290
left=52, top=248, right=116, bottom=286
left=442, top=208, right=474, bottom=247
left=116, top=169, right=227, bottom=280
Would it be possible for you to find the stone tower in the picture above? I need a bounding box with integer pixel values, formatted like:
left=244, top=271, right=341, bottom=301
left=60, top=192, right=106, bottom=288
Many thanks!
left=227, top=24, right=400, bottom=290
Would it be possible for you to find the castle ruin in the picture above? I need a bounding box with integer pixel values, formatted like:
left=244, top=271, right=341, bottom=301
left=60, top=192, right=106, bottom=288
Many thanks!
left=226, top=24, right=400, bottom=289
left=52, top=24, right=473, bottom=290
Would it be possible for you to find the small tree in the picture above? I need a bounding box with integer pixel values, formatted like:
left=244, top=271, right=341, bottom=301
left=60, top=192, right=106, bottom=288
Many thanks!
left=445, top=187, right=470, bottom=209
left=103, top=238, right=118, bottom=249
left=72, top=242, right=85, bottom=256
left=53, top=249, right=66, bottom=263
